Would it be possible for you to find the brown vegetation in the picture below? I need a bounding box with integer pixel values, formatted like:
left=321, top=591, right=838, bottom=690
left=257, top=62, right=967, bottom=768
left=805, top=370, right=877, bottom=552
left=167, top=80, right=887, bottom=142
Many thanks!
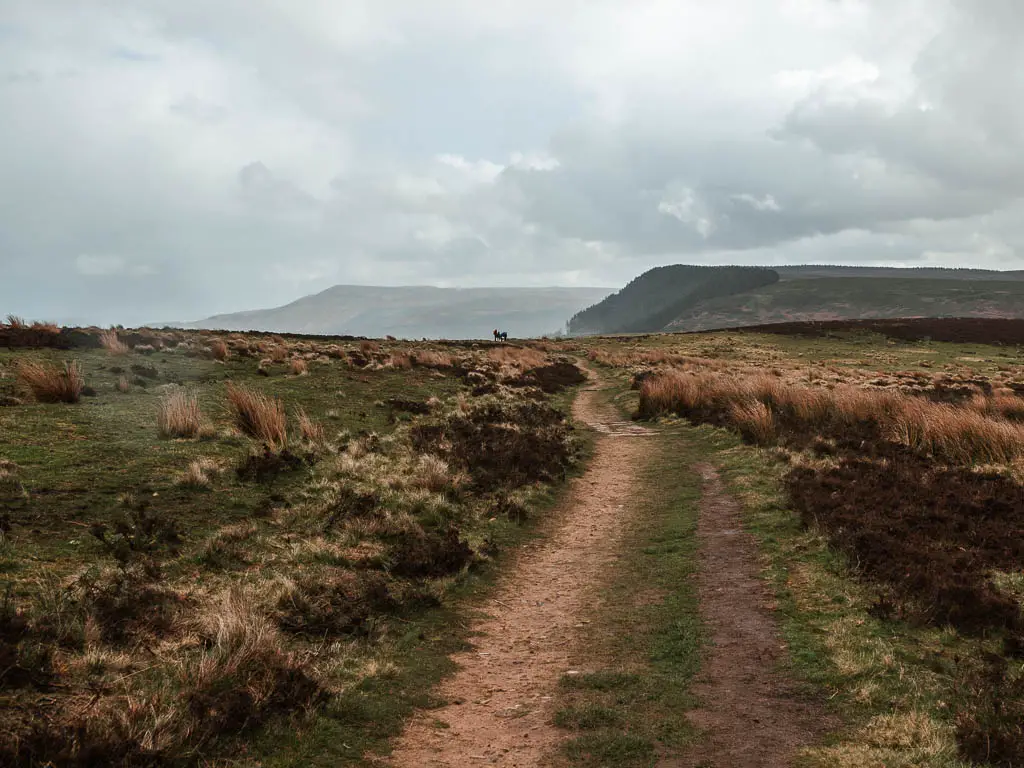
left=15, top=359, right=84, bottom=403
left=99, top=328, right=130, bottom=355
left=208, top=339, right=229, bottom=361
left=157, top=388, right=203, bottom=438
left=225, top=383, right=288, bottom=448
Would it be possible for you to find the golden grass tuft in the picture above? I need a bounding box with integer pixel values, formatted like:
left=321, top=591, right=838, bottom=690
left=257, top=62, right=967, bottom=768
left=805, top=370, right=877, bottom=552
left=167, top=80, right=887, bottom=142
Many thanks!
left=296, top=407, right=325, bottom=444
left=414, top=454, right=454, bottom=492
left=4, top=314, right=26, bottom=329
left=360, top=340, right=380, bottom=355
left=729, top=400, right=777, bottom=445
left=269, top=346, right=288, bottom=363
left=226, top=382, right=287, bottom=448
left=412, top=349, right=454, bottom=368
left=175, top=457, right=224, bottom=489
left=208, top=339, right=230, bottom=361
left=289, top=358, right=308, bottom=376
left=116, top=375, right=130, bottom=393
left=99, top=328, right=130, bottom=355
left=16, top=359, right=84, bottom=403
left=157, top=388, right=203, bottom=438
left=488, top=346, right=547, bottom=368
left=387, top=352, right=413, bottom=369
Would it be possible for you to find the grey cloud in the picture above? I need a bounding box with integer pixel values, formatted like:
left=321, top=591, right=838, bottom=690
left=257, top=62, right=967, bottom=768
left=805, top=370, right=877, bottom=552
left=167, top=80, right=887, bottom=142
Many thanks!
left=1, top=0, right=1023, bottom=326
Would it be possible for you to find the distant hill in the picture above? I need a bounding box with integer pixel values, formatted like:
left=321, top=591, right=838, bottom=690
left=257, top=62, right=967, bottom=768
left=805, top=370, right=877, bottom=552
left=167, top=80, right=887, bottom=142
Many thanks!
left=172, top=285, right=611, bottom=339
left=567, top=266, right=779, bottom=335
left=568, top=265, right=1024, bottom=335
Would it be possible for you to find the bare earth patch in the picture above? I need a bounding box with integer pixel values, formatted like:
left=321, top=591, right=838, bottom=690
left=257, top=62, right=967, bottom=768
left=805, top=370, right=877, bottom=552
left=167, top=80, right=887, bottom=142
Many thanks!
left=385, top=375, right=652, bottom=767
left=668, top=464, right=831, bottom=768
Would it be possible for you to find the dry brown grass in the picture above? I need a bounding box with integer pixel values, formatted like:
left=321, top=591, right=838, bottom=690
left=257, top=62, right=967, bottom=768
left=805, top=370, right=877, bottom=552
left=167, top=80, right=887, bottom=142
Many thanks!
left=487, top=346, right=547, bottom=368
left=226, top=382, right=288, bottom=448
left=296, top=407, right=325, bottom=444
left=208, top=339, right=230, bottom=361
left=158, top=388, right=203, bottom=438
left=269, top=346, right=288, bottom=363
left=412, top=349, right=454, bottom=368
left=4, top=314, right=26, bottom=329
left=289, top=358, right=308, bottom=376
left=16, top=359, right=84, bottom=403
left=116, top=375, right=130, bottom=393
left=99, top=328, right=130, bottom=355
left=640, top=367, right=1024, bottom=464
left=387, top=352, right=413, bottom=369
left=175, top=457, right=224, bottom=489
left=729, top=400, right=777, bottom=445
left=360, top=340, right=380, bottom=355
left=413, top=454, right=457, bottom=492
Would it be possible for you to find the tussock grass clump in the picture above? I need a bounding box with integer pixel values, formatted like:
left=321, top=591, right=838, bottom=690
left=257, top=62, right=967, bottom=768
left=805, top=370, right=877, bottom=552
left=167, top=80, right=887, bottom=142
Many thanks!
left=488, top=346, right=547, bottom=369
left=16, top=359, right=84, bottom=403
left=296, top=407, right=325, bottom=444
left=387, top=352, right=412, bottom=369
left=208, top=339, right=230, bottom=361
left=289, top=358, right=308, bottom=376
left=412, top=350, right=454, bottom=368
left=226, top=382, right=288, bottom=448
left=175, top=457, right=224, bottom=489
left=729, top=400, right=777, bottom=446
left=157, top=388, right=203, bottom=438
left=116, top=375, right=130, bottom=393
left=99, top=328, right=129, bottom=355
left=359, top=340, right=379, bottom=355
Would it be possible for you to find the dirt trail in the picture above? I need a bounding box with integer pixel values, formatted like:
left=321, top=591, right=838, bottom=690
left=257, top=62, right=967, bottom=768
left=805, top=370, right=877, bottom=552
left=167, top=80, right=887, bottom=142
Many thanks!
left=668, top=464, right=830, bottom=768
left=385, top=374, right=652, bottom=767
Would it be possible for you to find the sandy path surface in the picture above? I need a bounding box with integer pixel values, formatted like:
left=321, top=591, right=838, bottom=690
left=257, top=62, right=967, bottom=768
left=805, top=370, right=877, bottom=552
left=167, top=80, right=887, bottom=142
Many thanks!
left=385, top=375, right=652, bottom=767
left=666, top=464, right=830, bottom=768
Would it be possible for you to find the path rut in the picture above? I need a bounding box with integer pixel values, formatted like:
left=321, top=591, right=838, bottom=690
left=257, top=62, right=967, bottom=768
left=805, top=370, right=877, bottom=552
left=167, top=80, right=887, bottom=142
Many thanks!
left=667, top=464, right=830, bottom=768
left=385, top=375, right=652, bottom=767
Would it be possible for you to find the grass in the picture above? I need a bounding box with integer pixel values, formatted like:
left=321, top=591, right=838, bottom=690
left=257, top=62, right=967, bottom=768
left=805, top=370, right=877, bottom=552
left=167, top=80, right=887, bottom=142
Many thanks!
left=0, top=330, right=588, bottom=766
left=99, top=328, right=130, bottom=355
left=15, top=359, right=84, bottom=403
left=582, top=326, right=1024, bottom=766
left=682, top=425, right=974, bottom=767
left=157, top=387, right=204, bottom=438
left=226, top=381, right=288, bottom=448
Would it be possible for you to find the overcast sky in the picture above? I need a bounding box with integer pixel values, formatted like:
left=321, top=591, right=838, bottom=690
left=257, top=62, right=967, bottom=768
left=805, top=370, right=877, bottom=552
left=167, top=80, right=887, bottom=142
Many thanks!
left=3, top=0, right=1023, bottom=325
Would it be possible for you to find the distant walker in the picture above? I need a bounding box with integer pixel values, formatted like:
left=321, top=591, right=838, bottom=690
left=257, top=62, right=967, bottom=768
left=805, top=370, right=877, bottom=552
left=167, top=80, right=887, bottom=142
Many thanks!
left=492, top=329, right=509, bottom=342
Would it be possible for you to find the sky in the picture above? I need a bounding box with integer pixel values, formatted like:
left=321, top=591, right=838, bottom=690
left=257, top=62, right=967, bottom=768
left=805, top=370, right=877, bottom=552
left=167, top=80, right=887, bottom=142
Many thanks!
left=3, top=0, right=1024, bottom=326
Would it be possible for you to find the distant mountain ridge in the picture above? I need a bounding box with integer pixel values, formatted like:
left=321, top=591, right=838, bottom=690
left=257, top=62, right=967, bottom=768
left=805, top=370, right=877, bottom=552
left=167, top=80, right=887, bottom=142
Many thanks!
left=173, top=285, right=612, bottom=339
left=568, top=265, right=1024, bottom=335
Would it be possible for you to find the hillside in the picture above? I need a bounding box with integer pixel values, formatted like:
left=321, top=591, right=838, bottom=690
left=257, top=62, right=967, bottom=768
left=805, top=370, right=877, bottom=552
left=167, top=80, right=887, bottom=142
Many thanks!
left=567, top=265, right=779, bottom=335
left=666, top=277, right=1024, bottom=331
left=773, top=265, right=1024, bottom=281
left=174, top=285, right=611, bottom=339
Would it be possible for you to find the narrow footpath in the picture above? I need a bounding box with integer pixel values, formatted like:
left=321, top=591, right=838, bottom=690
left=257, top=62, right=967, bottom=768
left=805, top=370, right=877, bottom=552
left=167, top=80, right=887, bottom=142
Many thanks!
left=386, top=374, right=653, bottom=767
left=386, top=373, right=829, bottom=767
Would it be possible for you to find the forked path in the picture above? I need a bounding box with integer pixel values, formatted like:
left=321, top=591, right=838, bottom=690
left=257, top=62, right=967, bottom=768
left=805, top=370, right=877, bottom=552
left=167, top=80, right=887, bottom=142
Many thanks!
left=386, top=374, right=828, bottom=767
left=386, top=374, right=653, bottom=767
